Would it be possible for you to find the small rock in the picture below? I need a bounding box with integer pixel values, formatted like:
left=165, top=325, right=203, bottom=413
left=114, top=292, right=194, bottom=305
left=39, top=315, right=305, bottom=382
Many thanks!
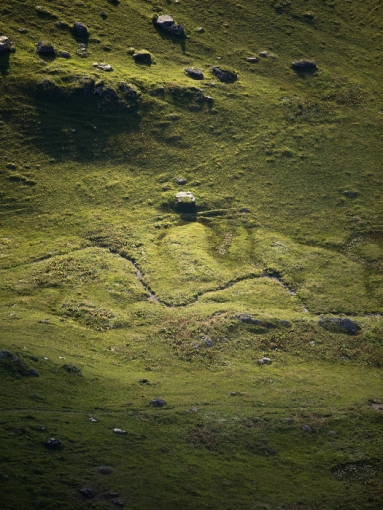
left=112, top=500, right=124, bottom=507
left=175, top=177, right=187, bottom=185
left=246, top=56, right=258, bottom=63
left=239, top=207, right=250, bottom=213
left=259, top=51, right=268, bottom=58
left=282, top=418, right=294, bottom=424
left=113, top=428, right=127, bottom=435
left=55, top=21, right=69, bottom=30
left=309, top=340, right=315, bottom=346
left=44, top=438, right=61, bottom=449
left=175, top=191, right=195, bottom=204
left=58, top=51, right=71, bottom=59
left=318, top=317, right=360, bottom=335
left=0, top=36, right=14, bottom=54
left=205, top=338, right=213, bottom=348
left=185, top=67, right=204, bottom=80
left=139, top=379, right=149, bottom=384
left=89, top=417, right=97, bottom=422
left=127, top=47, right=135, bottom=55
left=328, top=430, right=337, bottom=435
left=230, top=392, right=237, bottom=396
left=210, top=66, right=237, bottom=83
left=79, top=488, right=94, bottom=498
left=291, top=59, right=317, bottom=71
left=98, top=63, right=113, bottom=71
left=133, top=50, right=152, bottom=64
left=150, top=398, right=166, bottom=407
left=76, top=43, right=87, bottom=57
left=302, top=424, right=313, bottom=433
left=258, top=357, right=271, bottom=365
left=100, top=11, right=108, bottom=19
left=98, top=466, right=112, bottom=474
left=36, top=41, right=55, bottom=55
left=196, top=27, right=205, bottom=33
left=73, top=22, right=89, bottom=38
left=29, top=370, right=40, bottom=377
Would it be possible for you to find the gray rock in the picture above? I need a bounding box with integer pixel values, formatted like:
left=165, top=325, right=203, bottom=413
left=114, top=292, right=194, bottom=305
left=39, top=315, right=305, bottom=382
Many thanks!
left=100, top=11, right=108, bottom=19
left=0, top=36, right=14, bottom=53
left=36, top=41, right=55, bottom=55
left=58, top=51, right=71, bottom=58
left=282, top=418, right=294, bottom=424
left=113, top=428, right=127, bottom=435
left=175, top=177, right=187, bottom=185
left=185, top=67, right=204, bottom=80
left=328, top=430, right=337, bottom=435
left=154, top=15, right=185, bottom=37
left=318, top=317, right=360, bottom=335
left=55, top=21, right=69, bottom=30
left=239, top=207, right=250, bottom=213
left=258, top=357, right=271, bottom=365
left=150, top=398, right=166, bottom=407
left=73, top=22, right=89, bottom=37
left=196, top=27, right=205, bottom=33
left=79, top=488, right=94, bottom=498
left=246, top=56, right=258, bottom=63
left=302, top=424, right=313, bottom=433
left=291, top=59, right=317, bottom=71
left=211, top=66, right=237, bottom=82
left=175, top=191, right=195, bottom=204
left=230, top=392, right=237, bottom=396
left=259, top=51, right=268, bottom=58
left=44, top=437, right=61, bottom=448
left=76, top=43, right=87, bottom=57
left=205, top=338, right=213, bottom=348
left=133, top=50, right=152, bottom=64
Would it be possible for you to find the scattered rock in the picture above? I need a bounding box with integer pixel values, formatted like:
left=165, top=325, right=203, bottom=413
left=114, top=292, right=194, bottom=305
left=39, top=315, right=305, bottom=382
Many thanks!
left=343, top=189, right=360, bottom=198
left=175, top=177, right=187, bottom=185
left=76, top=43, right=87, bottom=57
left=61, top=363, right=82, bottom=374
left=204, top=338, right=213, bottom=348
left=210, top=66, right=237, bottom=82
left=318, top=317, right=360, bottom=335
left=304, top=12, right=315, bottom=20
left=127, top=47, right=135, bottom=55
left=36, top=41, right=55, bottom=55
left=58, top=51, right=71, bottom=58
left=118, top=82, right=140, bottom=99
left=139, top=378, right=149, bottom=384
left=291, top=59, right=317, bottom=71
left=246, top=56, right=258, bottom=63
left=92, top=62, right=113, bottom=71
left=0, top=36, right=14, bottom=54
left=44, top=438, right=61, bottom=449
left=73, top=22, right=89, bottom=38
left=175, top=191, right=195, bottom=205
left=113, top=428, right=127, bottom=435
left=100, top=11, right=108, bottom=19
left=230, top=392, right=237, bottom=396
left=150, top=398, right=166, bottom=407
left=185, top=67, right=204, bottom=79
left=133, top=50, right=152, bottom=64
left=259, top=51, right=268, bottom=58
left=258, top=357, right=271, bottom=365
left=153, top=14, right=185, bottom=37
left=79, top=488, right=94, bottom=498
left=98, top=466, right=113, bottom=474
left=196, top=27, right=205, bottom=33
left=302, top=424, right=313, bottom=433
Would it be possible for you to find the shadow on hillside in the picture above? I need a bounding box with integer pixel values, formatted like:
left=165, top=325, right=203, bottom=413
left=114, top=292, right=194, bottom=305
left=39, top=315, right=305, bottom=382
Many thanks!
left=24, top=90, right=144, bottom=162
left=154, top=28, right=187, bottom=54
left=0, top=53, right=10, bottom=76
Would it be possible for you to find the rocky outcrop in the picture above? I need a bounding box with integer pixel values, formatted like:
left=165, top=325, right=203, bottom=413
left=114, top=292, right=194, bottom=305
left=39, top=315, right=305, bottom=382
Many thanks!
left=211, top=66, right=237, bottom=82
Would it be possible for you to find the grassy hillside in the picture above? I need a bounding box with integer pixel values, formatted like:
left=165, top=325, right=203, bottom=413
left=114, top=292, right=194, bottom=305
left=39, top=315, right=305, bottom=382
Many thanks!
left=0, top=1, right=382, bottom=508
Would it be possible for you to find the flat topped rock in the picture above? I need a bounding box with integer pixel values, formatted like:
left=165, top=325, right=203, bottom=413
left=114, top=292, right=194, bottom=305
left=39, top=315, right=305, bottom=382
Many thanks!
left=0, top=36, right=13, bottom=53
left=175, top=191, right=195, bottom=203
left=36, top=40, right=55, bottom=55
left=291, top=59, right=317, bottom=71
left=155, top=15, right=175, bottom=28
left=185, top=67, right=204, bottom=79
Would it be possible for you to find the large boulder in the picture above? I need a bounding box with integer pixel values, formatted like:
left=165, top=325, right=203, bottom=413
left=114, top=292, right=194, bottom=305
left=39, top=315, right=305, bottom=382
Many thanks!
left=153, top=14, right=185, bottom=37
left=291, top=59, right=317, bottom=71
left=73, top=21, right=89, bottom=37
left=36, top=40, right=55, bottom=55
left=0, top=36, right=13, bottom=54
left=133, top=50, right=152, bottom=64
left=211, top=66, right=237, bottom=82
left=318, top=317, right=360, bottom=335
left=185, top=68, right=204, bottom=79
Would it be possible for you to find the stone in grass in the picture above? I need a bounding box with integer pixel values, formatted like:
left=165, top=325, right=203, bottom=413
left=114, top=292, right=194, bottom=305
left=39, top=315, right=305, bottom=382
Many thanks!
left=58, top=51, right=71, bottom=59
left=185, top=68, right=204, bottom=79
left=175, top=177, right=187, bottom=185
left=98, top=466, right=113, bottom=474
left=210, top=66, right=237, bottom=83
left=36, top=41, right=55, bottom=55
left=246, top=56, right=258, bottom=63
left=113, top=428, right=127, bottom=435
left=79, top=488, right=94, bottom=498
left=153, top=14, right=185, bottom=37
left=291, top=59, right=317, bottom=71
left=318, top=317, right=360, bottom=335
left=258, top=357, right=271, bottom=365
left=112, top=500, right=124, bottom=507
left=0, top=36, right=14, bottom=53
left=44, top=437, right=61, bottom=448
left=61, top=363, right=82, bottom=374
left=132, top=50, right=152, bottom=64
left=150, top=398, right=166, bottom=407
left=73, top=22, right=89, bottom=38
left=302, top=424, right=313, bottom=433
left=175, top=191, right=195, bottom=205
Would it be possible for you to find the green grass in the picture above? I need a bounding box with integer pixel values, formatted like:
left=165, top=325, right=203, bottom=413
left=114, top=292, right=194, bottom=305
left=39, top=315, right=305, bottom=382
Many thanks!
left=0, top=0, right=383, bottom=508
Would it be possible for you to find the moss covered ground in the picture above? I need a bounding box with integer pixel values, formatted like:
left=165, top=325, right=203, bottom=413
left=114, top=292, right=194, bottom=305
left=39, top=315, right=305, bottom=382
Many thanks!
left=0, top=0, right=382, bottom=508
